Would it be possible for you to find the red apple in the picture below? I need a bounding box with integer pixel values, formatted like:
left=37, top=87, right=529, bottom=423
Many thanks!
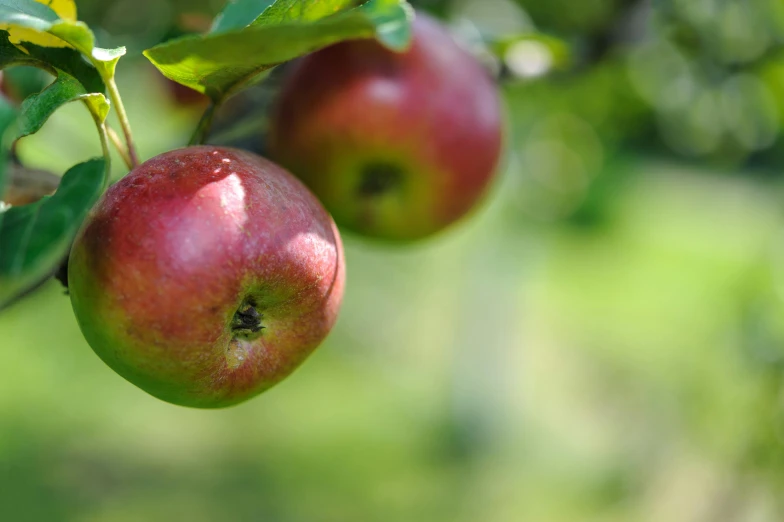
left=68, top=146, right=345, bottom=408
left=269, top=13, right=503, bottom=241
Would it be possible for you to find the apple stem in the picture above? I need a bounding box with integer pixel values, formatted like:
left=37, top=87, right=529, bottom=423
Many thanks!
left=190, top=103, right=218, bottom=146
left=91, top=115, right=112, bottom=191
left=105, top=77, right=139, bottom=168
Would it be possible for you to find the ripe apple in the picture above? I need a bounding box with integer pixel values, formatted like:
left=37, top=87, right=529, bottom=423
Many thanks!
left=269, top=13, right=503, bottom=241
left=68, top=146, right=345, bottom=408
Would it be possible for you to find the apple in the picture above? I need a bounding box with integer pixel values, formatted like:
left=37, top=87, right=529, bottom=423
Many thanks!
left=68, top=146, right=345, bottom=408
left=269, top=13, right=503, bottom=241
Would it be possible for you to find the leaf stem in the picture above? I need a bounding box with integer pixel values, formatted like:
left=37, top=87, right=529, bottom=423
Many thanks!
left=107, top=125, right=133, bottom=170
left=190, top=102, right=218, bottom=146
left=105, top=76, right=139, bottom=168
left=90, top=114, right=112, bottom=191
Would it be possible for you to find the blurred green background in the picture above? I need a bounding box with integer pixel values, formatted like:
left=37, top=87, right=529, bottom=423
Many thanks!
left=5, top=0, right=784, bottom=520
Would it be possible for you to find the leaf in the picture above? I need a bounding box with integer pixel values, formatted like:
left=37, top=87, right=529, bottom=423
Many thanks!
left=0, top=158, right=105, bottom=308
left=0, top=0, right=76, bottom=48
left=0, top=95, right=16, bottom=199
left=0, top=31, right=108, bottom=134
left=355, top=0, right=411, bottom=50
left=0, top=19, right=112, bottom=308
left=251, top=0, right=360, bottom=26
left=0, top=0, right=125, bottom=78
left=210, top=0, right=361, bottom=33
left=0, top=0, right=58, bottom=27
left=211, top=0, right=276, bottom=33
left=42, top=0, right=76, bottom=19
left=145, top=0, right=413, bottom=102
left=0, top=29, right=108, bottom=198
left=16, top=71, right=109, bottom=139
left=0, top=30, right=105, bottom=95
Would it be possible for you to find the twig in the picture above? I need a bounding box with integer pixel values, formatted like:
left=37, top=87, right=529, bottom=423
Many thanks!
left=105, top=77, right=139, bottom=167
left=190, top=102, right=218, bottom=146
left=107, top=124, right=134, bottom=170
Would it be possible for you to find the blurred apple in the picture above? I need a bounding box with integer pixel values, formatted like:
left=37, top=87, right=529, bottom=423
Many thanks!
left=269, top=13, right=503, bottom=241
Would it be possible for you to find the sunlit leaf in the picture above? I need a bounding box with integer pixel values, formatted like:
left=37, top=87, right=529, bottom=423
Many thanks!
left=0, top=0, right=76, bottom=48
left=41, top=0, right=76, bottom=20
left=211, top=0, right=363, bottom=33
left=211, top=0, right=276, bottom=33
left=251, top=0, right=360, bottom=26
left=0, top=0, right=125, bottom=78
left=145, top=0, right=412, bottom=102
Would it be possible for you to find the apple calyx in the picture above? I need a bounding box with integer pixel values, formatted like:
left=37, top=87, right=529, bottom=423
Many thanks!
left=358, top=162, right=404, bottom=197
left=231, top=299, right=265, bottom=340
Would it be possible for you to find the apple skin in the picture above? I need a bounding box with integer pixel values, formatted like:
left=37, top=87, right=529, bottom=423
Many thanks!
left=68, top=146, right=345, bottom=408
left=269, top=13, right=503, bottom=241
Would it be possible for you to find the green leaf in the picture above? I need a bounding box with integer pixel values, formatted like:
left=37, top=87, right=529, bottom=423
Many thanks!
left=251, top=0, right=361, bottom=26
left=16, top=71, right=109, bottom=139
left=211, top=0, right=365, bottom=33
left=0, top=158, right=105, bottom=308
left=16, top=43, right=103, bottom=94
left=0, top=31, right=103, bottom=93
left=0, top=30, right=109, bottom=146
left=146, top=0, right=413, bottom=102
left=0, top=6, right=115, bottom=308
left=211, top=0, right=276, bottom=33
left=0, top=1, right=58, bottom=27
left=0, top=95, right=16, bottom=199
left=355, top=0, right=411, bottom=50
left=0, top=29, right=108, bottom=199
left=0, top=0, right=125, bottom=78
